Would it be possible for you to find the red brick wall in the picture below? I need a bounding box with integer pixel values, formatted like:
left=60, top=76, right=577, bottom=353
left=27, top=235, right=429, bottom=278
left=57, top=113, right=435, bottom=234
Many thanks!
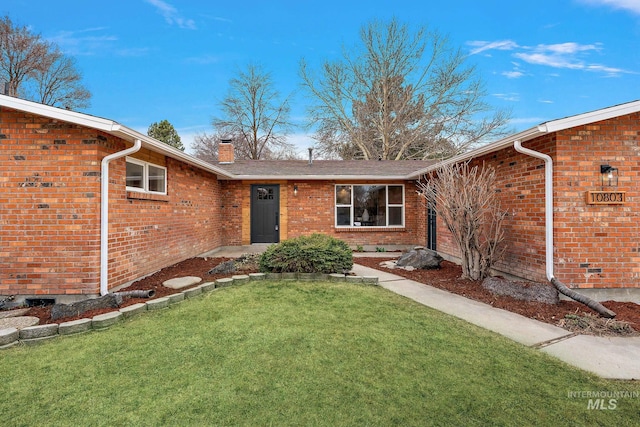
left=1, top=107, right=222, bottom=297
left=1, top=106, right=103, bottom=297
left=107, top=152, right=222, bottom=290
left=222, top=179, right=425, bottom=247
left=553, top=114, right=639, bottom=289
left=435, top=113, right=640, bottom=289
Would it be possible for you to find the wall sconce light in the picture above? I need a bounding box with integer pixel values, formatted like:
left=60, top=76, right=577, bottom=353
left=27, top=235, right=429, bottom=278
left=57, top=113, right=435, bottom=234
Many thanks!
left=293, top=185, right=298, bottom=196
left=600, top=164, right=618, bottom=187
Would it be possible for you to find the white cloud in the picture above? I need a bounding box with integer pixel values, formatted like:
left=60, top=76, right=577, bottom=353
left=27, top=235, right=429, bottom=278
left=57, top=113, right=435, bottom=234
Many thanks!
left=492, top=92, right=520, bottom=102
left=145, top=0, right=196, bottom=30
left=47, top=28, right=118, bottom=56
left=578, top=0, right=640, bottom=15
left=474, top=38, right=631, bottom=77
left=502, top=70, right=524, bottom=79
left=509, top=117, right=546, bottom=126
left=467, top=40, right=519, bottom=55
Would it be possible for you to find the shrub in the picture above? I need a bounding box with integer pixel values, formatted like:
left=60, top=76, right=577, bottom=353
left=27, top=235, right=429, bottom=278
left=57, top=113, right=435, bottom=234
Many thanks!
left=259, top=234, right=353, bottom=274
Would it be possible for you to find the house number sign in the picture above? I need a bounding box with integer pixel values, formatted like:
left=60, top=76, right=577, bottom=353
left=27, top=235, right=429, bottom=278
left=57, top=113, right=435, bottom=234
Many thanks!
left=585, top=191, right=626, bottom=205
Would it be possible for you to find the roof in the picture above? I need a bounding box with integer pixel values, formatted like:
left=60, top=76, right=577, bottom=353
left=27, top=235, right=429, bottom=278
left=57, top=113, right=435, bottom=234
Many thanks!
left=0, top=94, right=235, bottom=179
left=409, top=99, right=640, bottom=178
left=216, top=159, right=437, bottom=180
left=3, top=94, right=639, bottom=181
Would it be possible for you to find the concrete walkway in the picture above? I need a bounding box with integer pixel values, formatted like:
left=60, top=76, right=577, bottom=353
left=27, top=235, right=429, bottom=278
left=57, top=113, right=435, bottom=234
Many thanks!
left=204, top=246, right=640, bottom=379
left=352, top=263, right=640, bottom=380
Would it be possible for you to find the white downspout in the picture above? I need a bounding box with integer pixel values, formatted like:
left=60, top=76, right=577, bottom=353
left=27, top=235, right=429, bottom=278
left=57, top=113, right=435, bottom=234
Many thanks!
left=513, top=140, right=554, bottom=281
left=100, top=139, right=142, bottom=295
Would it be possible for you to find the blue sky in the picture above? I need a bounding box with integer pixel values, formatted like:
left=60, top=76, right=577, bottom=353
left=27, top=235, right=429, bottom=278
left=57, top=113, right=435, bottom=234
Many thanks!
left=4, top=0, right=640, bottom=155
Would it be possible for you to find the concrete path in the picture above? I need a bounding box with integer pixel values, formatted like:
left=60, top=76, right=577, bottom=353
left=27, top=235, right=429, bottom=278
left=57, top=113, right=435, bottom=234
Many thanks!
left=352, top=263, right=640, bottom=380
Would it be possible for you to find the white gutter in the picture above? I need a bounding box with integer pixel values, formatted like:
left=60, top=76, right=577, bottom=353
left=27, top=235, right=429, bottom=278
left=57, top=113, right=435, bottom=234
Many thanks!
left=513, top=140, right=554, bottom=281
left=100, top=139, right=142, bottom=295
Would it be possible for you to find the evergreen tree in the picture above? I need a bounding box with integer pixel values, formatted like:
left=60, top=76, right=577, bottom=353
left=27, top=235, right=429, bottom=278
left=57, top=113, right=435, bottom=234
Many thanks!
left=148, top=119, right=184, bottom=151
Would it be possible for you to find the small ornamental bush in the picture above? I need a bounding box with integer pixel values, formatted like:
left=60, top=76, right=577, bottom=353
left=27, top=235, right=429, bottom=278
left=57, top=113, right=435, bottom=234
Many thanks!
left=259, top=234, right=353, bottom=274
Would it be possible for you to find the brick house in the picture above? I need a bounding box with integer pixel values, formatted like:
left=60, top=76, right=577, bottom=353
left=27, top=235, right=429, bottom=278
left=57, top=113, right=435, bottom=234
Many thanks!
left=411, top=100, right=640, bottom=300
left=1, top=94, right=639, bottom=304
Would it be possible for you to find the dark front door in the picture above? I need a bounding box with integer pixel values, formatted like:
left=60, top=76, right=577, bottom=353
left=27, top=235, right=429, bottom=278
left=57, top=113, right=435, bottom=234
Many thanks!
left=251, top=185, right=280, bottom=243
left=427, top=202, right=437, bottom=251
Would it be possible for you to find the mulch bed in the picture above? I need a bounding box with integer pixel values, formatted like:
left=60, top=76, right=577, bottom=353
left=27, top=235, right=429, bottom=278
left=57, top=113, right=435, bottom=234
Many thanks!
left=356, top=257, right=640, bottom=333
left=17, top=255, right=640, bottom=335
left=26, top=258, right=254, bottom=325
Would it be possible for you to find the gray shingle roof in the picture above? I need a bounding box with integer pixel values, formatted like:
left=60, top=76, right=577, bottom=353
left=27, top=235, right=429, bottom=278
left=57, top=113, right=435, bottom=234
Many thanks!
left=216, top=159, right=437, bottom=179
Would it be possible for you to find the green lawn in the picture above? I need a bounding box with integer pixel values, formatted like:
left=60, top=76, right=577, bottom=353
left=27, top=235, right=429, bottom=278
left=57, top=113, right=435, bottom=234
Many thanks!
left=2, top=281, right=639, bottom=426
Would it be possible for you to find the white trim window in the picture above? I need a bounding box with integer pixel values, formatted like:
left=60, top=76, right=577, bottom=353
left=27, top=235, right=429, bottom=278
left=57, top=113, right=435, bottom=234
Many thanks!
left=335, top=184, right=404, bottom=227
left=126, top=157, right=167, bottom=194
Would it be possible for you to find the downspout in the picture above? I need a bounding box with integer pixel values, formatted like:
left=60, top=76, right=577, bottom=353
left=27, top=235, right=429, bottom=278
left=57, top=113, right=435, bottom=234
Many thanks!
left=100, top=139, right=142, bottom=295
left=513, top=140, right=554, bottom=281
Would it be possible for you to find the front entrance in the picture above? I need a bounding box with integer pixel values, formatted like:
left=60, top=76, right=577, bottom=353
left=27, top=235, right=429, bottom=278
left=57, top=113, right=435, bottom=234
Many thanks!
left=250, top=184, right=280, bottom=243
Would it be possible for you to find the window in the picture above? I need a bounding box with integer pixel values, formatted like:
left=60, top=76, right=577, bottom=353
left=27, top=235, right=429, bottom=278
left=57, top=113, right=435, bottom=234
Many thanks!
left=335, top=184, right=404, bottom=227
left=126, top=157, right=167, bottom=194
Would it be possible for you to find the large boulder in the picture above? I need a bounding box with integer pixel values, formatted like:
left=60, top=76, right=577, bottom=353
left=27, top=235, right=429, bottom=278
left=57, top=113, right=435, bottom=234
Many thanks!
left=208, top=260, right=237, bottom=275
left=482, top=276, right=559, bottom=304
left=396, top=248, right=443, bottom=270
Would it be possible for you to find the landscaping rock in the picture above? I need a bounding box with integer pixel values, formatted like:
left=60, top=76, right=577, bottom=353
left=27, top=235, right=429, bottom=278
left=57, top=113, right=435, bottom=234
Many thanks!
left=167, top=293, right=185, bottom=304
left=232, top=274, right=250, bottom=285
left=19, top=324, right=59, bottom=340
left=396, top=248, right=443, bottom=270
left=249, top=273, right=266, bottom=281
left=163, top=276, right=201, bottom=289
left=51, top=293, right=122, bottom=320
left=120, top=303, right=147, bottom=318
left=215, top=277, right=234, bottom=288
left=482, top=276, right=559, bottom=304
left=146, top=297, right=170, bottom=310
left=58, top=318, right=92, bottom=335
left=92, top=311, right=123, bottom=329
left=198, top=282, right=216, bottom=293
left=182, top=286, right=203, bottom=299
left=0, top=327, right=19, bottom=348
left=208, top=260, right=236, bottom=275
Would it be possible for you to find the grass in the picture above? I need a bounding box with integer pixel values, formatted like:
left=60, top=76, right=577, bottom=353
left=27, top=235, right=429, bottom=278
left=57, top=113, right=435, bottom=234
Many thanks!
left=2, top=281, right=639, bottom=426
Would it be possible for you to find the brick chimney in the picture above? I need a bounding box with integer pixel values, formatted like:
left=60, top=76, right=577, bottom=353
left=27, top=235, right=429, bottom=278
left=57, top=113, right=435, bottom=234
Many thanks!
left=218, top=139, right=234, bottom=164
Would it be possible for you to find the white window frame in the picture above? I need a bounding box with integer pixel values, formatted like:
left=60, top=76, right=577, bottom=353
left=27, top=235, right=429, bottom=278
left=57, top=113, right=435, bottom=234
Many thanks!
left=334, top=184, right=405, bottom=228
left=125, top=157, right=167, bottom=195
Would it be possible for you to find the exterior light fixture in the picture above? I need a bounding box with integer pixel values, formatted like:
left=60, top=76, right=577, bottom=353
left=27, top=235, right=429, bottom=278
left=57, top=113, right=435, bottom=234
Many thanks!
left=293, top=185, right=298, bottom=196
left=600, top=164, right=618, bottom=187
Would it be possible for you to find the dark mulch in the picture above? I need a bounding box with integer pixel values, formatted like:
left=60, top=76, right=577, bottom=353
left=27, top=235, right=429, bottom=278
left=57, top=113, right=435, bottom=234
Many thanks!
left=356, top=257, right=640, bottom=333
left=26, top=257, right=257, bottom=325
left=18, top=255, right=640, bottom=336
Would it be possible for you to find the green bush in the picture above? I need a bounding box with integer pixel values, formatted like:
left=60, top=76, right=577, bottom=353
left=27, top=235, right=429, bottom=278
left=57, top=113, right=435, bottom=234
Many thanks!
left=259, top=234, right=353, bottom=274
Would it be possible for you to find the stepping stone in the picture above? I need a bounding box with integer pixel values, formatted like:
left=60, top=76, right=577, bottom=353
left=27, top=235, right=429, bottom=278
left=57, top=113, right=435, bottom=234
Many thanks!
left=162, top=276, right=201, bottom=289
left=0, top=316, right=39, bottom=330
left=0, top=308, right=30, bottom=319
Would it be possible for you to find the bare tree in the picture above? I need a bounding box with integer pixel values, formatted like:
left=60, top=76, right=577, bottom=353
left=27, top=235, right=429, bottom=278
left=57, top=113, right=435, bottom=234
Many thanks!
left=191, top=131, right=221, bottom=164
left=32, top=48, right=90, bottom=110
left=213, top=64, right=295, bottom=160
left=300, top=18, right=510, bottom=160
left=418, top=162, right=507, bottom=280
left=0, top=15, right=90, bottom=109
left=192, top=130, right=300, bottom=163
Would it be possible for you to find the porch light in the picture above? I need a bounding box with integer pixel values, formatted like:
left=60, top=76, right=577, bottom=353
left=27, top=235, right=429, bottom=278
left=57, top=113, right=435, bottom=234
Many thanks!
left=294, top=185, right=298, bottom=196
left=600, top=164, right=618, bottom=187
